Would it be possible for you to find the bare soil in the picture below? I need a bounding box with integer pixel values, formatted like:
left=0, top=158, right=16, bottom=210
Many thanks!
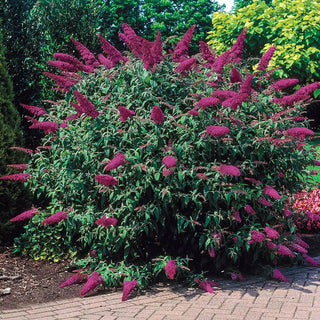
left=0, top=248, right=81, bottom=310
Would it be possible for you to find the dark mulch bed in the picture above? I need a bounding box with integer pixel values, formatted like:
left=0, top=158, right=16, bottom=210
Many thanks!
left=0, top=248, right=82, bottom=310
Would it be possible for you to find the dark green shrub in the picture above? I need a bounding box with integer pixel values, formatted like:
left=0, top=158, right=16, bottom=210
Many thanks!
left=0, top=27, right=30, bottom=245
left=6, top=25, right=320, bottom=297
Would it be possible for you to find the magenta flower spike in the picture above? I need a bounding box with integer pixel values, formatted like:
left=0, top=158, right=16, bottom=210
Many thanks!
left=228, top=28, right=246, bottom=64
left=10, top=208, right=38, bottom=222
left=276, top=244, right=295, bottom=257
left=71, top=37, right=100, bottom=68
left=98, top=54, right=113, bottom=69
left=59, top=272, right=88, bottom=288
left=230, top=68, right=242, bottom=83
left=10, top=147, right=33, bottom=155
left=296, top=82, right=320, bottom=95
left=172, top=25, right=196, bottom=62
left=206, top=125, right=230, bottom=137
left=162, top=168, right=173, bottom=177
left=263, top=186, right=282, bottom=200
left=188, top=109, right=199, bottom=116
left=47, top=60, right=79, bottom=72
left=164, top=260, right=177, bottom=280
left=295, top=236, right=309, bottom=249
left=212, top=90, right=237, bottom=101
left=195, top=97, right=220, bottom=109
left=174, top=57, right=197, bottom=75
left=269, top=79, right=299, bottom=91
left=222, top=93, right=248, bottom=110
left=271, top=94, right=309, bottom=106
left=219, top=164, right=241, bottom=177
left=29, top=121, right=59, bottom=134
left=162, top=156, right=177, bottom=168
left=212, top=50, right=230, bottom=74
left=290, top=243, right=308, bottom=254
left=244, top=204, right=256, bottom=215
left=194, top=278, right=217, bottom=294
left=199, top=41, right=216, bottom=64
left=122, top=280, right=138, bottom=301
left=0, top=173, right=30, bottom=182
left=303, top=254, right=320, bottom=267
left=95, top=216, right=118, bottom=227
left=264, top=226, right=280, bottom=240
left=257, top=46, right=276, bottom=71
left=41, top=211, right=68, bottom=225
left=80, top=271, right=104, bottom=296
left=118, top=106, right=135, bottom=122
left=44, top=72, right=77, bottom=92
left=286, top=127, right=314, bottom=138
left=74, top=90, right=99, bottom=118
left=6, top=164, right=28, bottom=170
left=20, top=103, right=47, bottom=116
left=104, top=153, right=126, bottom=171
left=273, top=269, right=289, bottom=282
left=151, top=105, right=164, bottom=124
left=94, top=174, right=119, bottom=187
left=258, top=197, right=272, bottom=207
left=208, top=247, right=215, bottom=258
left=248, top=230, right=266, bottom=244
left=53, top=53, right=93, bottom=73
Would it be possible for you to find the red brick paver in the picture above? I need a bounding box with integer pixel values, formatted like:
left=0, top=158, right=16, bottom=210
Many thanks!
left=1, top=257, right=320, bottom=320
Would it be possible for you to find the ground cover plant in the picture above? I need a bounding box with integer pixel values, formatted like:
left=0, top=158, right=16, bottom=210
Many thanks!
left=3, top=24, right=320, bottom=300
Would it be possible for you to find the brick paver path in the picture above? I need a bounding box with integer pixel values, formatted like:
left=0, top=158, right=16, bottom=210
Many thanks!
left=1, top=257, right=320, bottom=320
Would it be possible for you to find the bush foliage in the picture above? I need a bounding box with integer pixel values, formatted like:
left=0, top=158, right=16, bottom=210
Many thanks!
left=207, top=0, right=320, bottom=84
left=5, top=25, right=320, bottom=298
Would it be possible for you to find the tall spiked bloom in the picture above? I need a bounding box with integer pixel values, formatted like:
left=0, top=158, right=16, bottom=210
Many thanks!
left=80, top=271, right=104, bottom=296
left=98, top=54, right=113, bottom=69
left=195, top=97, right=220, bottom=109
left=95, top=175, right=119, bottom=187
left=95, top=216, right=118, bottom=227
left=104, top=153, right=126, bottom=171
left=29, top=121, right=59, bottom=134
left=174, top=58, right=197, bottom=75
left=230, top=68, right=242, bottom=83
left=41, top=211, right=68, bottom=225
left=229, top=28, right=246, bottom=63
left=194, top=278, right=217, bottom=293
left=219, top=165, right=241, bottom=177
left=118, top=106, right=135, bottom=122
left=0, top=173, right=30, bottom=182
left=248, top=230, right=266, bottom=244
left=296, top=82, right=320, bottom=95
left=44, top=72, right=77, bottom=92
left=97, top=34, right=129, bottom=67
left=257, top=46, right=276, bottom=71
left=122, top=280, right=138, bottom=301
left=53, top=53, right=93, bottom=72
left=206, top=126, right=230, bottom=137
left=212, top=50, right=230, bottom=74
left=164, top=260, right=177, bottom=279
left=263, top=186, right=282, bottom=200
left=71, top=37, right=100, bottom=67
left=151, top=105, right=164, bottom=124
left=199, top=41, right=216, bottom=65
left=172, top=25, right=196, bottom=62
left=20, top=103, right=47, bottom=116
left=269, top=79, right=299, bottom=91
left=273, top=269, right=289, bottom=282
left=74, top=90, right=99, bottom=118
left=10, top=208, right=38, bottom=222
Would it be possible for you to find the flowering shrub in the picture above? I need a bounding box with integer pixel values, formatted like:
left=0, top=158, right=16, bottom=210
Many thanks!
left=4, top=24, right=320, bottom=298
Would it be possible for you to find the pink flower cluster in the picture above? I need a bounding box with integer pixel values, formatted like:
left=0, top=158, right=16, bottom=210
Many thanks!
left=104, top=153, right=126, bottom=171
left=41, top=211, right=68, bottom=225
left=94, top=175, right=119, bottom=187
left=10, top=208, right=38, bottom=222
left=172, top=25, right=195, bottom=62
left=164, top=260, right=177, bottom=279
left=219, top=164, right=241, bottom=177
left=95, top=216, right=118, bottom=227
left=80, top=271, right=104, bottom=296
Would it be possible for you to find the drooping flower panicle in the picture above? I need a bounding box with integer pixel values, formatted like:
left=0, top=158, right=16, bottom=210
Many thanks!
left=122, top=280, right=138, bottom=301
left=164, top=260, right=177, bottom=280
left=41, top=211, right=68, bottom=225
left=80, top=271, right=104, bottom=296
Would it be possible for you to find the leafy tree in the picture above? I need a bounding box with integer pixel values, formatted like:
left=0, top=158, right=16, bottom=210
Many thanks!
left=233, top=0, right=272, bottom=12
left=0, top=24, right=30, bottom=245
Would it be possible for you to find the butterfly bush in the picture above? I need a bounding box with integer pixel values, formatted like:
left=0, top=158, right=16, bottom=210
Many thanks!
left=6, top=24, right=320, bottom=299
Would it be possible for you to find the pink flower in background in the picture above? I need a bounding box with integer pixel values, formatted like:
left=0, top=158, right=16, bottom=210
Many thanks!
left=118, top=106, right=135, bottom=122
left=95, top=175, right=119, bottom=187
left=230, top=68, right=242, bottom=83
left=162, top=168, right=173, bottom=176
left=257, top=46, right=276, bottom=71
left=290, top=243, right=308, bottom=254
left=174, top=58, right=197, bottom=75
left=269, top=79, right=299, bottom=91
left=53, top=53, right=92, bottom=72
left=0, top=173, right=30, bottom=182
left=208, top=247, right=215, bottom=258
left=276, top=245, right=295, bottom=257
left=230, top=273, right=246, bottom=281
left=20, top=103, right=47, bottom=116
left=219, top=164, right=241, bottom=177
left=122, top=280, right=138, bottom=301
left=264, top=227, right=279, bottom=239
left=172, top=25, right=196, bottom=62
left=206, top=126, right=230, bottom=137
left=212, top=90, right=237, bottom=102
left=244, top=177, right=261, bottom=186
left=29, top=121, right=59, bottom=134
left=41, top=211, right=68, bottom=225
left=258, top=197, right=272, bottom=207
left=222, top=93, right=249, bottom=110
left=263, top=186, right=282, bottom=200
left=303, top=254, right=320, bottom=267
left=71, top=37, right=100, bottom=67
left=80, top=271, right=104, bottom=296
left=164, top=260, right=177, bottom=279
left=188, top=109, right=199, bottom=116
left=95, top=216, right=118, bottom=227
left=199, top=41, right=216, bottom=64
left=97, top=34, right=129, bottom=66
left=10, top=208, right=38, bottom=222
left=295, top=236, right=309, bottom=249
left=266, top=242, right=277, bottom=250
left=104, top=153, right=126, bottom=171
left=59, top=272, right=88, bottom=288
left=195, top=97, right=220, bottom=109
left=239, top=74, right=254, bottom=95
left=6, top=164, right=28, bottom=170
left=228, top=28, right=246, bottom=63
left=296, top=82, right=320, bottom=96
left=47, top=60, right=79, bottom=72
left=273, top=269, right=289, bottom=282
left=194, top=278, right=217, bottom=293
left=10, top=147, right=33, bottom=155
left=162, top=156, right=177, bottom=168
left=212, top=50, right=230, bottom=74
left=244, top=204, right=256, bottom=215
left=74, top=90, right=99, bottom=118
left=98, top=54, right=114, bottom=69
left=151, top=105, right=164, bottom=124
left=248, top=230, right=266, bottom=244
left=286, top=127, right=314, bottom=138
left=271, top=94, right=309, bottom=106
left=232, top=209, right=242, bottom=223
left=44, top=72, right=78, bottom=92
